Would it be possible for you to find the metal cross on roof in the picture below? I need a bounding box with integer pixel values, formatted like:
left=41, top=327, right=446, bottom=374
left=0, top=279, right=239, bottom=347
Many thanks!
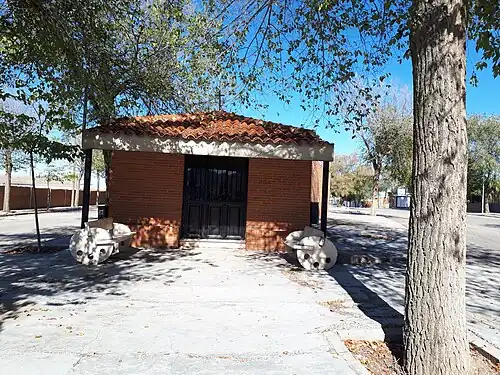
left=217, top=89, right=224, bottom=111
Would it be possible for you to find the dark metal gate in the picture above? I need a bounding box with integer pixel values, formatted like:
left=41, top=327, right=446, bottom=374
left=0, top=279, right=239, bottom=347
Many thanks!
left=181, top=155, right=248, bottom=239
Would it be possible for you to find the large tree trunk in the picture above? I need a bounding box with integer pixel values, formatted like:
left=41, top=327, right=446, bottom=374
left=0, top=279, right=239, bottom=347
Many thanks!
left=2, top=149, right=13, bottom=212
left=404, top=0, right=469, bottom=374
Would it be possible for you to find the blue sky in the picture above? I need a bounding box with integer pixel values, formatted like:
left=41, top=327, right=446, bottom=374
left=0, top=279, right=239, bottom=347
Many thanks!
left=241, top=49, right=499, bottom=156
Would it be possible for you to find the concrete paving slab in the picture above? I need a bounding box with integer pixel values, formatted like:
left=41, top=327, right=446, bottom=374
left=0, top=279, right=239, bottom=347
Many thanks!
left=1, top=353, right=80, bottom=375
left=0, top=246, right=361, bottom=375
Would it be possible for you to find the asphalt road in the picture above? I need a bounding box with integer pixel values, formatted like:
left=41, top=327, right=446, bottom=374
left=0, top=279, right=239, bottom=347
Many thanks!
left=375, top=208, right=500, bottom=251
left=0, top=208, right=97, bottom=250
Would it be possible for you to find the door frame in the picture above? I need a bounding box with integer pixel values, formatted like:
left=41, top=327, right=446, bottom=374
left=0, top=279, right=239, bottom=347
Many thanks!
left=181, top=155, right=249, bottom=239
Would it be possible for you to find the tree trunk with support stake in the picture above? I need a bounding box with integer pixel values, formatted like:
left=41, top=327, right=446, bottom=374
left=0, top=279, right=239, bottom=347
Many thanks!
left=404, top=0, right=469, bottom=373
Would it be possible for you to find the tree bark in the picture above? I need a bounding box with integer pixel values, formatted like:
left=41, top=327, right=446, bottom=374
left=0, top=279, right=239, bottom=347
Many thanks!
left=46, top=183, right=51, bottom=210
left=30, top=151, right=42, bottom=252
left=484, top=174, right=490, bottom=213
left=74, top=177, right=80, bottom=207
left=370, top=168, right=380, bottom=216
left=71, top=164, right=76, bottom=207
left=96, top=170, right=100, bottom=206
left=104, top=150, right=111, bottom=203
left=481, top=177, right=485, bottom=213
left=2, top=149, right=13, bottom=212
left=405, top=0, right=469, bottom=374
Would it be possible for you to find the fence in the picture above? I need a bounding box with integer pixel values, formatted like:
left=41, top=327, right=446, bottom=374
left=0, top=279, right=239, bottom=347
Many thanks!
left=0, top=186, right=106, bottom=210
left=467, top=202, right=500, bottom=213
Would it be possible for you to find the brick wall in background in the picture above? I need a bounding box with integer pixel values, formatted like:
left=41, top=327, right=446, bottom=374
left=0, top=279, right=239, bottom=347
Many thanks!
left=246, top=158, right=312, bottom=251
left=109, top=151, right=184, bottom=248
left=0, top=186, right=102, bottom=210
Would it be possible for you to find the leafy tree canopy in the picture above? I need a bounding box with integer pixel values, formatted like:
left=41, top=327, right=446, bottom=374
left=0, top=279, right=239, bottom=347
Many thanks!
left=467, top=115, right=500, bottom=200
left=213, top=0, right=498, bottom=125
left=330, top=153, right=372, bottom=202
left=1, top=0, right=228, bottom=123
left=0, top=83, right=80, bottom=163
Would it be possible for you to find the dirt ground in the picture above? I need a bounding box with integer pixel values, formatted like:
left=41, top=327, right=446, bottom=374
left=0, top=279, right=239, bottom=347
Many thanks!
left=345, top=339, right=500, bottom=375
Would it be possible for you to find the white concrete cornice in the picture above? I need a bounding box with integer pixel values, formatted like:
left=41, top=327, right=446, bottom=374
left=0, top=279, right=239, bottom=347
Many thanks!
left=82, top=132, right=334, bottom=161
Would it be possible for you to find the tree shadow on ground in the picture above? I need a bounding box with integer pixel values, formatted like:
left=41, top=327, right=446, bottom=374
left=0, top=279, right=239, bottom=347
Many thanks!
left=327, top=264, right=404, bottom=343
left=0, top=226, right=82, bottom=251
left=0, top=246, right=201, bottom=333
left=485, top=223, right=500, bottom=229
left=327, top=218, right=408, bottom=265
left=243, top=214, right=500, bottom=352
left=241, top=249, right=405, bottom=359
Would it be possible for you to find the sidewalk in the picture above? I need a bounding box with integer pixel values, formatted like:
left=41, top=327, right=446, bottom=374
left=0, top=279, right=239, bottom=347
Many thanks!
left=0, top=206, right=83, bottom=217
left=468, top=212, right=500, bottom=219
left=331, top=205, right=500, bottom=219
left=326, top=208, right=500, bottom=356
left=0, top=247, right=364, bottom=375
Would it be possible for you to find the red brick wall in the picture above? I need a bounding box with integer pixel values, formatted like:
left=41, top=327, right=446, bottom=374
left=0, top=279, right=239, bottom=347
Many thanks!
left=0, top=186, right=34, bottom=210
left=109, top=151, right=184, bottom=248
left=51, top=189, right=74, bottom=207
left=246, top=158, right=312, bottom=251
left=0, top=186, right=100, bottom=210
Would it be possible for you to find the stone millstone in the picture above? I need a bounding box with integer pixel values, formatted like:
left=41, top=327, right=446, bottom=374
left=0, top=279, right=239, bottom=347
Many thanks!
left=69, top=228, right=114, bottom=265
left=285, top=226, right=325, bottom=254
left=285, top=230, right=304, bottom=253
left=296, top=236, right=338, bottom=271
left=112, top=222, right=134, bottom=247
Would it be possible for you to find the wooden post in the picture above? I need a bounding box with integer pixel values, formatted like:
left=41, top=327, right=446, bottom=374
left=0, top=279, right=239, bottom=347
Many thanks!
left=81, top=149, right=92, bottom=228
left=320, top=161, right=330, bottom=235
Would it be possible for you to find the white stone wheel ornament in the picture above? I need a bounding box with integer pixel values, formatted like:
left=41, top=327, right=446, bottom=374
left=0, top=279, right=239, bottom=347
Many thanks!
left=285, top=226, right=325, bottom=253
left=296, top=236, right=338, bottom=271
left=69, top=228, right=114, bottom=265
left=285, top=230, right=304, bottom=253
left=112, top=222, right=134, bottom=248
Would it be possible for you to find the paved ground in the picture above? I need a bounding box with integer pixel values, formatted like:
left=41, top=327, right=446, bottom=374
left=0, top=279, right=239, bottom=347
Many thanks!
left=0, top=244, right=375, bottom=375
left=0, top=208, right=97, bottom=251
left=328, top=207, right=500, bottom=350
left=1, top=208, right=499, bottom=373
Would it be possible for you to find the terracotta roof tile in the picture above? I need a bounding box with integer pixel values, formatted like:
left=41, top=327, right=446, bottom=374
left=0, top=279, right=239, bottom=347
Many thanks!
left=85, top=111, right=328, bottom=146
